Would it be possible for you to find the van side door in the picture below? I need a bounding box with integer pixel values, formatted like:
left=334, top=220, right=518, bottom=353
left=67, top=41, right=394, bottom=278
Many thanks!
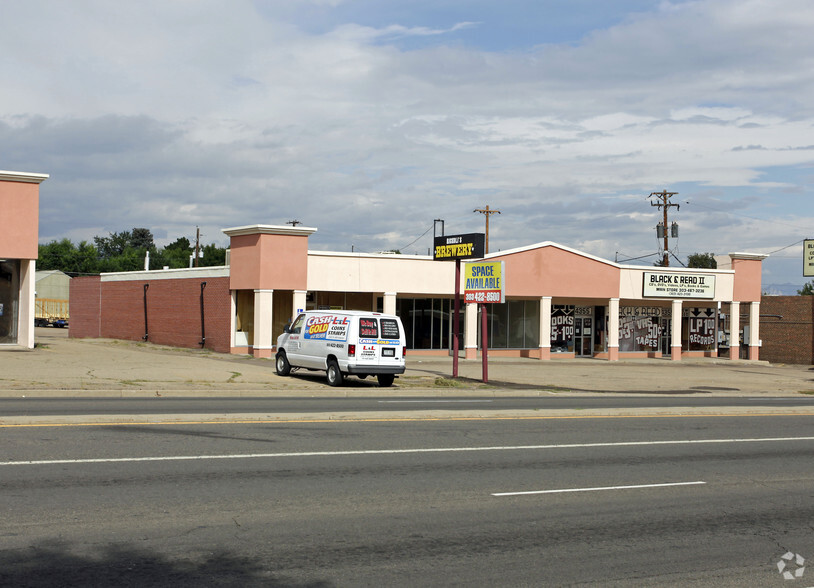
left=284, top=313, right=307, bottom=367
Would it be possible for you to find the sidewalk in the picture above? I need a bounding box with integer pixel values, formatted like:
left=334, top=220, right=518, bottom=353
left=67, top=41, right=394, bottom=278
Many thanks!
left=1, top=328, right=813, bottom=397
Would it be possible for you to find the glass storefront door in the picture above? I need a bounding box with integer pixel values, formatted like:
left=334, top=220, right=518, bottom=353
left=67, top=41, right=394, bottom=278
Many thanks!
left=574, top=317, right=593, bottom=357
left=660, top=318, right=671, bottom=356
left=0, top=260, right=20, bottom=345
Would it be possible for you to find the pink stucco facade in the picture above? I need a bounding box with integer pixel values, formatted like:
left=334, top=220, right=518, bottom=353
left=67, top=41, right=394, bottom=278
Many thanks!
left=0, top=170, right=49, bottom=349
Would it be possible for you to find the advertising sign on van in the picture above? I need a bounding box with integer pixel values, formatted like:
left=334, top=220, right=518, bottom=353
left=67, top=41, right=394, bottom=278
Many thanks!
left=304, top=315, right=349, bottom=341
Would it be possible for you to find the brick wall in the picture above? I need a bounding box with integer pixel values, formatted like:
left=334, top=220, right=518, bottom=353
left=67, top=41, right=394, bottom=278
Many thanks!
left=69, top=276, right=102, bottom=338
left=760, top=296, right=814, bottom=365
left=71, top=275, right=232, bottom=353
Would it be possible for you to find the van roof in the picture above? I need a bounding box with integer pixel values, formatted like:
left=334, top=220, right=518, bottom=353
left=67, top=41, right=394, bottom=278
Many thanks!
left=302, top=310, right=392, bottom=317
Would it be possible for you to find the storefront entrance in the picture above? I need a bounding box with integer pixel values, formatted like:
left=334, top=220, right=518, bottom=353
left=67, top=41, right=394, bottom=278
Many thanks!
left=0, top=260, right=20, bottom=345
left=660, top=318, right=671, bottom=356
left=574, top=316, right=593, bottom=357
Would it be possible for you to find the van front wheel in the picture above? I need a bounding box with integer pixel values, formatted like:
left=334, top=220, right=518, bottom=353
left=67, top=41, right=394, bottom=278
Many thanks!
left=377, top=374, right=395, bottom=387
left=326, top=361, right=344, bottom=387
left=275, top=352, right=291, bottom=376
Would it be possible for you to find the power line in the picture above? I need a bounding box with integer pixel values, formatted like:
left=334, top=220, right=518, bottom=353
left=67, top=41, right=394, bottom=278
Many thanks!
left=767, top=239, right=805, bottom=255
left=684, top=200, right=810, bottom=232
left=398, top=224, right=434, bottom=253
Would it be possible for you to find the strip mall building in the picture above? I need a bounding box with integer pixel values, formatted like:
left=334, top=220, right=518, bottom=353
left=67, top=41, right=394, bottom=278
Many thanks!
left=70, top=224, right=767, bottom=362
left=0, top=170, right=48, bottom=349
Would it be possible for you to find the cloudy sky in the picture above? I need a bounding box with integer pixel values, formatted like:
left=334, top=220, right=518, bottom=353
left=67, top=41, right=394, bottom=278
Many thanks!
left=3, top=0, right=813, bottom=287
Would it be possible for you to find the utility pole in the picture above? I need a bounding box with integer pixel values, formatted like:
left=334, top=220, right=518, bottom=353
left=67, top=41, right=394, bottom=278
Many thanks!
left=474, top=205, right=501, bottom=254
left=648, top=190, right=679, bottom=266
left=194, top=226, right=201, bottom=268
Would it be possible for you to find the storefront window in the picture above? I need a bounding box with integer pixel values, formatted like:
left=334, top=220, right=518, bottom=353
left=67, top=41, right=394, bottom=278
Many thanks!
left=551, top=305, right=574, bottom=353
left=396, top=298, right=451, bottom=350
left=0, top=260, right=20, bottom=345
left=619, top=307, right=664, bottom=352
left=683, top=308, right=717, bottom=352
left=487, top=299, right=540, bottom=349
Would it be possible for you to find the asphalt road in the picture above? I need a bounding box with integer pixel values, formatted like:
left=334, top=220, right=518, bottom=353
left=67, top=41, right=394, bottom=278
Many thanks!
left=2, top=395, right=814, bottom=417
left=3, top=412, right=814, bottom=586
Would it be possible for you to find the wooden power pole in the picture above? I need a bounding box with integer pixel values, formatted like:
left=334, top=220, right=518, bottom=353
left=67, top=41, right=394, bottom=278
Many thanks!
left=474, top=205, right=501, bottom=254
left=194, top=226, right=201, bottom=268
left=648, top=190, right=679, bottom=266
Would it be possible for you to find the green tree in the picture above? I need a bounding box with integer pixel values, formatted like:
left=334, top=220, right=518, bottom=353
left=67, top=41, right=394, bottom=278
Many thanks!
left=798, top=281, right=814, bottom=295
left=38, top=239, right=101, bottom=275
left=156, top=237, right=193, bottom=269
left=687, top=252, right=717, bottom=269
left=200, top=243, right=227, bottom=267
left=94, top=228, right=155, bottom=260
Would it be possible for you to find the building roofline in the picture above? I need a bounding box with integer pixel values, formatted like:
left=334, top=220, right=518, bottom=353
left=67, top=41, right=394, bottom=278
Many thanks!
left=0, top=170, right=49, bottom=184
left=222, top=224, right=318, bottom=238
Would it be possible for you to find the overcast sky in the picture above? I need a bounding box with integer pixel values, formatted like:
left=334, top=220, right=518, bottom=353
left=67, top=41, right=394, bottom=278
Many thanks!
left=3, top=0, right=813, bottom=286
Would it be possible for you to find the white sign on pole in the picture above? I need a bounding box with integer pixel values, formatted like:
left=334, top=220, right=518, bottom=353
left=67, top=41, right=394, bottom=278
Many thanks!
left=804, top=240, right=814, bottom=277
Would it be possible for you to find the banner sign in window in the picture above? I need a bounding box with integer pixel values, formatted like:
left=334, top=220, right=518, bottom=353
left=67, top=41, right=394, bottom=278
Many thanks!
left=643, top=272, right=715, bottom=299
left=433, top=233, right=485, bottom=261
left=804, top=239, right=814, bottom=277
left=464, top=261, right=505, bottom=303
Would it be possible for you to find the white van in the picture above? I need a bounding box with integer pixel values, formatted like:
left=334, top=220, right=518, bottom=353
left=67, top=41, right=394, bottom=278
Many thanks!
left=275, top=310, right=406, bottom=387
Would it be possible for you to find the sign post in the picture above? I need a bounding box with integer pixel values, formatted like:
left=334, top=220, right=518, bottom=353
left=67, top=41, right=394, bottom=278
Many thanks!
left=464, top=260, right=506, bottom=383
left=433, top=233, right=485, bottom=378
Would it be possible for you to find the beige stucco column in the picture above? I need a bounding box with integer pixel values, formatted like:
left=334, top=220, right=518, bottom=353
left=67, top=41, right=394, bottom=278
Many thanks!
left=253, top=289, right=274, bottom=358
left=293, top=290, right=307, bottom=320
left=19, top=259, right=36, bottom=349
left=608, top=298, right=620, bottom=361
left=464, top=302, right=478, bottom=359
left=729, top=301, right=740, bottom=360
left=671, top=299, right=683, bottom=361
left=539, top=297, right=552, bottom=360
left=383, top=292, right=397, bottom=315
left=749, top=301, right=760, bottom=360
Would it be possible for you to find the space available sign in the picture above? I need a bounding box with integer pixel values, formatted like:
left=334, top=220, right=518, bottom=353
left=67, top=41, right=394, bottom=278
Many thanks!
left=464, top=261, right=505, bottom=303
left=433, top=233, right=485, bottom=261
left=804, top=240, right=814, bottom=277
left=643, top=272, right=716, bottom=299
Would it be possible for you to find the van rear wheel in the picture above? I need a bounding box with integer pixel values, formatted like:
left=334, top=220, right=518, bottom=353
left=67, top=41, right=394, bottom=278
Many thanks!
left=326, top=360, right=344, bottom=387
left=377, top=374, right=395, bottom=387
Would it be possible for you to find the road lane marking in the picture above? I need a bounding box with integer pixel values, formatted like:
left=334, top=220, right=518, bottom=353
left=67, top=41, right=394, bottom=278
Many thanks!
left=492, top=481, right=706, bottom=497
left=377, top=400, right=494, bottom=403
left=2, top=436, right=814, bottom=467
left=3, top=411, right=814, bottom=428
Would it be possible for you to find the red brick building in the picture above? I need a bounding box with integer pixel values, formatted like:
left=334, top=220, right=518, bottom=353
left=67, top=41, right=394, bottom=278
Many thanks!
left=759, top=296, right=814, bottom=365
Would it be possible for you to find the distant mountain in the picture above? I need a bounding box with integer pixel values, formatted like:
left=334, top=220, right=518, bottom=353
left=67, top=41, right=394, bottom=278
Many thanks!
left=763, top=283, right=805, bottom=296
